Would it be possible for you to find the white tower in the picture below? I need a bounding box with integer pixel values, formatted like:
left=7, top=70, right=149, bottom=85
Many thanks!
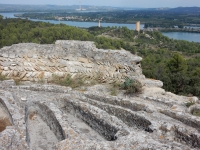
left=98, top=20, right=101, bottom=27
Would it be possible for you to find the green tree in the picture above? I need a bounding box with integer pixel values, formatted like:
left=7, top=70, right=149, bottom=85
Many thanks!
left=167, top=53, right=188, bottom=73
left=178, top=24, right=184, bottom=28
left=0, top=15, right=3, bottom=21
left=167, top=53, right=188, bottom=94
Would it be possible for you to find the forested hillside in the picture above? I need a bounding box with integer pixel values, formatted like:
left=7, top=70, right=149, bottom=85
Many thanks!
left=0, top=17, right=136, bottom=53
left=0, top=17, right=199, bottom=97
left=104, top=27, right=200, bottom=97
left=17, top=7, right=200, bottom=28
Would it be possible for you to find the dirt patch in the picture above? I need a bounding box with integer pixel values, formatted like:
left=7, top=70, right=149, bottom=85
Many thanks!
left=29, top=112, right=37, bottom=120
left=0, top=109, right=12, bottom=132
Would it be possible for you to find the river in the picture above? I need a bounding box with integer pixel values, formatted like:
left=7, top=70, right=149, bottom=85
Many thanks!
left=1, top=12, right=200, bottom=42
left=0, top=12, right=144, bottom=30
left=162, top=32, right=200, bottom=42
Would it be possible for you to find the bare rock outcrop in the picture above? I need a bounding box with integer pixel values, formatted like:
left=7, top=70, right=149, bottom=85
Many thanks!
left=0, top=41, right=199, bottom=149
left=0, top=40, right=155, bottom=85
left=0, top=40, right=164, bottom=88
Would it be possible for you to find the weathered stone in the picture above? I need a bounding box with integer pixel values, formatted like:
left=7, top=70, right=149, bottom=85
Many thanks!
left=0, top=57, right=5, bottom=61
left=32, top=54, right=38, bottom=59
left=17, top=67, right=24, bottom=72
left=23, top=62, right=29, bottom=66
left=9, top=54, right=15, bottom=59
left=119, top=69, right=126, bottom=73
left=31, top=72, right=37, bottom=77
left=82, top=63, right=93, bottom=68
left=53, top=72, right=65, bottom=77
left=63, top=56, right=77, bottom=61
left=141, top=78, right=163, bottom=88
left=1, top=71, right=9, bottom=76
left=0, top=40, right=147, bottom=84
left=49, top=63, right=55, bottom=67
left=2, top=53, right=8, bottom=58
left=69, top=67, right=77, bottom=73
left=11, top=63, right=17, bottom=66
left=19, top=72, right=27, bottom=79
left=21, top=97, right=27, bottom=101
left=9, top=66, right=16, bottom=70
left=7, top=71, right=14, bottom=77
left=4, top=67, right=9, bottom=71
left=27, top=53, right=33, bottom=58
left=78, top=57, right=89, bottom=63
left=44, top=72, right=52, bottom=79
left=26, top=72, right=32, bottom=78
left=13, top=71, right=19, bottom=77
left=64, top=67, right=69, bottom=72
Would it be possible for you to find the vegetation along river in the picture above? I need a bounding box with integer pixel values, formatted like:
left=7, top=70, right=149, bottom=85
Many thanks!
left=1, top=12, right=200, bottom=42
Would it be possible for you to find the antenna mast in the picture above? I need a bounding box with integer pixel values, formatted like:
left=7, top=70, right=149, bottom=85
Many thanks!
left=79, top=0, right=82, bottom=10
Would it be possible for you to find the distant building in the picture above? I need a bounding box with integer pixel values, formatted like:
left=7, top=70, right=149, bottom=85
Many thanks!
left=98, top=20, right=101, bottom=27
left=76, top=0, right=86, bottom=11
left=136, top=21, right=140, bottom=32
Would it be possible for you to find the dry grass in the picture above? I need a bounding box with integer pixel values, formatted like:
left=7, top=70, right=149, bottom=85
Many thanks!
left=110, top=82, right=121, bottom=96
left=0, top=74, right=7, bottom=81
left=50, top=74, right=96, bottom=89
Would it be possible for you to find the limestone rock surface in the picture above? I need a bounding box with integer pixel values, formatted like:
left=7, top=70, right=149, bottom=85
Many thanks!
left=0, top=80, right=199, bottom=150
left=0, top=40, right=149, bottom=85
left=0, top=41, right=199, bottom=149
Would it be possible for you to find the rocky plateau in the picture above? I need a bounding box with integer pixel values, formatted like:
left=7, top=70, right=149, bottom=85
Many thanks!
left=0, top=40, right=199, bottom=150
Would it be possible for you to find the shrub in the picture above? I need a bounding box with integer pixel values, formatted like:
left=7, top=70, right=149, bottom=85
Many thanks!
left=185, top=101, right=195, bottom=108
left=110, top=82, right=121, bottom=96
left=0, top=74, right=7, bottom=81
left=121, top=78, right=143, bottom=94
left=191, top=109, right=200, bottom=117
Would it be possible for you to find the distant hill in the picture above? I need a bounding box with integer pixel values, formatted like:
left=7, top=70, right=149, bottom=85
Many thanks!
left=0, top=4, right=199, bottom=13
left=0, top=4, right=120, bottom=12
left=139, top=7, right=200, bottom=13
left=169, top=7, right=200, bottom=13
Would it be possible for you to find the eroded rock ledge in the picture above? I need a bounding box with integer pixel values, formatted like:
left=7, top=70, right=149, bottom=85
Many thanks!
left=0, top=40, right=147, bottom=84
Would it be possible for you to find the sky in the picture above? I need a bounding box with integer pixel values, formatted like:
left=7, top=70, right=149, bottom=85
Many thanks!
left=1, top=0, right=200, bottom=8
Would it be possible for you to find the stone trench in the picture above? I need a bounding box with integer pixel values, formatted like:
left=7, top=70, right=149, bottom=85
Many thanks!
left=25, top=101, right=66, bottom=150
left=0, top=80, right=199, bottom=149
left=0, top=98, right=13, bottom=132
left=0, top=40, right=199, bottom=149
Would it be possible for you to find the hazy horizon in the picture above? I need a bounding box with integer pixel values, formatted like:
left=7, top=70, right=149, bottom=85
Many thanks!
left=0, top=0, right=200, bottom=8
